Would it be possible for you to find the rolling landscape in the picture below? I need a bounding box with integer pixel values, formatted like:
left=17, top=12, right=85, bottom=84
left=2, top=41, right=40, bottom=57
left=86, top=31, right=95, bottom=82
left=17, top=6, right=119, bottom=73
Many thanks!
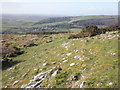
left=1, top=0, right=119, bottom=89
left=1, top=15, right=119, bottom=88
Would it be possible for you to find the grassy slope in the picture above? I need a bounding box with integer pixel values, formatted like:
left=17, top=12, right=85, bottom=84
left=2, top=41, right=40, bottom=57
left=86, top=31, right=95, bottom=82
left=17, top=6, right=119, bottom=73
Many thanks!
left=2, top=31, right=118, bottom=88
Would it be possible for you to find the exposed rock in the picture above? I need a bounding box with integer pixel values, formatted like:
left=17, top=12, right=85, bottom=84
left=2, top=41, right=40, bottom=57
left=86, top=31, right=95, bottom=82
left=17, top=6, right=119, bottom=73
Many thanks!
left=51, top=62, right=56, bottom=64
left=46, top=40, right=52, bottom=43
left=66, top=52, right=72, bottom=56
left=8, top=67, right=16, bottom=71
left=111, top=53, right=116, bottom=56
left=63, top=60, right=68, bottom=63
left=108, top=82, right=113, bottom=85
left=21, top=68, right=54, bottom=88
left=73, top=55, right=83, bottom=60
left=13, top=73, right=28, bottom=85
left=43, top=63, right=48, bottom=66
left=34, top=68, right=37, bottom=71
left=80, top=82, right=85, bottom=88
left=62, top=58, right=66, bottom=60
left=96, top=83, right=100, bottom=86
left=9, top=77, right=14, bottom=80
left=13, top=80, right=20, bottom=85
left=51, top=70, right=58, bottom=77
left=21, top=73, right=28, bottom=79
left=70, top=63, right=75, bottom=66
left=75, top=50, right=79, bottom=52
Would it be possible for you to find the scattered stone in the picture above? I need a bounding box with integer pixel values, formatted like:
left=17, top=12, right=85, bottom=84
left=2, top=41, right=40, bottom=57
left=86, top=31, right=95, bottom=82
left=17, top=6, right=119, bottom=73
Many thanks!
left=107, top=35, right=113, bottom=38
left=4, top=86, right=8, bottom=88
left=8, top=67, right=16, bottom=71
left=66, top=52, right=72, bottom=56
left=9, top=77, right=14, bottom=80
left=34, top=68, right=37, bottom=70
left=70, top=63, right=75, bottom=66
left=96, top=83, right=100, bottom=86
left=62, top=58, right=66, bottom=60
left=108, top=82, right=113, bottom=85
left=21, top=73, right=28, bottom=79
left=43, top=63, right=48, bottom=66
left=21, top=68, right=55, bottom=88
left=116, top=34, right=120, bottom=37
left=13, top=80, right=20, bottom=85
left=75, top=50, right=79, bottom=52
left=111, top=53, right=116, bottom=56
left=80, top=82, right=85, bottom=88
left=73, top=55, right=83, bottom=60
left=81, top=39, right=84, bottom=42
left=51, top=70, right=58, bottom=77
left=63, top=60, right=68, bottom=63
left=40, top=69, right=43, bottom=71
left=65, top=46, right=68, bottom=49
left=81, top=75, right=85, bottom=78
left=51, top=62, right=56, bottom=64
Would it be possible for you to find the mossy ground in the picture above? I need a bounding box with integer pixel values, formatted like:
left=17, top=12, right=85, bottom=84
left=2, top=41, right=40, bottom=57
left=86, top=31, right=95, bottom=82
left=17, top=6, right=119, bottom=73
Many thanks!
left=2, top=31, right=118, bottom=88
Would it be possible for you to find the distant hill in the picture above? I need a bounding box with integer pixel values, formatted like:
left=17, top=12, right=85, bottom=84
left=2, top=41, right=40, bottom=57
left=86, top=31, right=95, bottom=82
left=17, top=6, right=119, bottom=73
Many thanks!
left=2, top=15, right=118, bottom=33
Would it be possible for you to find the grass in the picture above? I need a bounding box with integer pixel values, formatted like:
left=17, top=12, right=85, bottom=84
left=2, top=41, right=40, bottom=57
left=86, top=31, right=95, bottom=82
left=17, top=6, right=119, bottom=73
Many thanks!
left=2, top=31, right=118, bottom=88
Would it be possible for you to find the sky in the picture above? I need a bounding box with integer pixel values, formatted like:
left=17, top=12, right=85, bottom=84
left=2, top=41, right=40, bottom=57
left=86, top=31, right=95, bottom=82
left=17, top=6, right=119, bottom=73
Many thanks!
left=1, top=0, right=119, bottom=16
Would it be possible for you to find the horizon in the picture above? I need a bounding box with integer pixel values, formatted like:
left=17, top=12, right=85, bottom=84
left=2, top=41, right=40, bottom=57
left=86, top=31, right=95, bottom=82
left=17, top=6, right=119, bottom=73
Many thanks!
left=2, top=14, right=118, bottom=17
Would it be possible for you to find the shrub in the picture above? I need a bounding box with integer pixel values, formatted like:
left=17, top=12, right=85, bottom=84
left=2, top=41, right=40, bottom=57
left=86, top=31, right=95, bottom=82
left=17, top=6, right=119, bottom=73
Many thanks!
left=2, top=45, right=24, bottom=58
left=68, top=25, right=100, bottom=39
left=82, top=25, right=100, bottom=35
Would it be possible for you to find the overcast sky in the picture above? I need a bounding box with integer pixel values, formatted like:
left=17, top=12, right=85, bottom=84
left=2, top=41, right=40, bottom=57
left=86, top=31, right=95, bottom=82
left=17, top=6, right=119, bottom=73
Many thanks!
left=1, top=0, right=119, bottom=16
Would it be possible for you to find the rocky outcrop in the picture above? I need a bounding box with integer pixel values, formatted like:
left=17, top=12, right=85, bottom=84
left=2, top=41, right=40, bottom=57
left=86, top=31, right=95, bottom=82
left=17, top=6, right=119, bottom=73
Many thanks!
left=21, top=67, right=55, bottom=88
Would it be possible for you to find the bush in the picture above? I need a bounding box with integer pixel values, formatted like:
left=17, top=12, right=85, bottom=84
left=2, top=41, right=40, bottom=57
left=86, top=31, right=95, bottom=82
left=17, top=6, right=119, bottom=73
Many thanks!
left=68, top=25, right=100, bottom=39
left=82, top=25, right=101, bottom=35
left=2, top=45, right=24, bottom=58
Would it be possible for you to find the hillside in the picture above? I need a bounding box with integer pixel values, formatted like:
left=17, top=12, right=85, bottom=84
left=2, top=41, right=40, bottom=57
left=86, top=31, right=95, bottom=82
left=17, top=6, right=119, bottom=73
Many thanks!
left=2, top=15, right=117, bottom=33
left=2, top=30, right=118, bottom=88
